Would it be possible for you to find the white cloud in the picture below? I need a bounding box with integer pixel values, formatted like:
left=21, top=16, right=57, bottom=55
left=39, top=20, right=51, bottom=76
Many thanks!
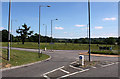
left=0, top=27, right=5, bottom=30
left=95, top=26, right=103, bottom=29
left=103, top=17, right=116, bottom=21
left=55, top=27, right=64, bottom=30
left=75, top=24, right=86, bottom=27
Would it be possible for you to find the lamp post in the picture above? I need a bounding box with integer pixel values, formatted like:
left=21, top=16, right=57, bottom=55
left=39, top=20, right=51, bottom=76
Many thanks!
left=88, top=0, right=91, bottom=62
left=43, top=24, right=47, bottom=51
left=38, top=5, right=50, bottom=58
left=51, top=19, right=58, bottom=51
left=7, top=0, right=11, bottom=61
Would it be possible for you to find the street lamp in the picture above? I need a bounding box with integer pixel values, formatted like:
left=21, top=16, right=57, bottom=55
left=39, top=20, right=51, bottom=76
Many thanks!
left=51, top=19, right=58, bottom=51
left=38, top=5, right=51, bottom=58
left=7, top=0, right=11, bottom=61
left=43, top=24, right=47, bottom=51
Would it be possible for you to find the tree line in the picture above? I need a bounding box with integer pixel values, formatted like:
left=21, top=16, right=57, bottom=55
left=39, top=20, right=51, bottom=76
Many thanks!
left=1, top=24, right=120, bottom=45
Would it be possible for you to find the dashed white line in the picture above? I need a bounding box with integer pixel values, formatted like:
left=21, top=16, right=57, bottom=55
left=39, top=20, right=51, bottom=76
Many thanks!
left=59, top=68, right=70, bottom=74
left=58, top=69, right=89, bottom=79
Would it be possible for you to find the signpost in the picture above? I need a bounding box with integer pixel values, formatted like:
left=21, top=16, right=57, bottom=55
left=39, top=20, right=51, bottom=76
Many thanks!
left=88, top=0, right=91, bottom=62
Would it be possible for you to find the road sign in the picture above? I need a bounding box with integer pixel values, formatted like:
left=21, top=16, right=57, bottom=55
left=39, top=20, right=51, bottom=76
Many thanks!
left=79, top=55, right=84, bottom=66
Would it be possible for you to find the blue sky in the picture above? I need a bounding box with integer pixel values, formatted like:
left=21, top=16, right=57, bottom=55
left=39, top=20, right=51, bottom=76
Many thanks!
left=1, top=2, right=118, bottom=38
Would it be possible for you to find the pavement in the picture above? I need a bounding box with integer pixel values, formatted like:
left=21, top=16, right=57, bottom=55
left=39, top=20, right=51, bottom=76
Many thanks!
left=1, top=47, right=120, bottom=79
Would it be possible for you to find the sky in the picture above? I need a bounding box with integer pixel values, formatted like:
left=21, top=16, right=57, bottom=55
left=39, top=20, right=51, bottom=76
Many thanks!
left=1, top=2, right=118, bottom=38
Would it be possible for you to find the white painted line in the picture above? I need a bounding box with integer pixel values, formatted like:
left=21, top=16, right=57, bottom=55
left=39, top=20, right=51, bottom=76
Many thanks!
left=43, top=74, right=50, bottom=79
left=59, top=68, right=70, bottom=74
left=70, top=61, right=77, bottom=64
left=58, top=69, right=89, bottom=79
left=69, top=65, right=83, bottom=71
left=75, top=58, right=79, bottom=60
left=43, top=66, right=64, bottom=75
left=115, top=62, right=119, bottom=64
left=91, top=66, right=96, bottom=68
left=101, top=63, right=115, bottom=67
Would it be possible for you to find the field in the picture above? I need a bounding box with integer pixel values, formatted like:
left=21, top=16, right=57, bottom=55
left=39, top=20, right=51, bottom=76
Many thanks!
left=2, top=42, right=118, bottom=50
left=1, top=49, right=50, bottom=68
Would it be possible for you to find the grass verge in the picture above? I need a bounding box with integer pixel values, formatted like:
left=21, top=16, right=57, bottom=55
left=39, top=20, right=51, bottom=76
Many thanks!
left=90, top=50, right=119, bottom=55
left=1, top=49, right=50, bottom=68
left=2, top=42, right=118, bottom=50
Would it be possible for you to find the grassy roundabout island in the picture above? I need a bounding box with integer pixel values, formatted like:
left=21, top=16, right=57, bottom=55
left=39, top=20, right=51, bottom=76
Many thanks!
left=1, top=49, right=50, bottom=68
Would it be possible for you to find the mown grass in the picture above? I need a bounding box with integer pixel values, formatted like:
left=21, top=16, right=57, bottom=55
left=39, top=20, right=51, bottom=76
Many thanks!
left=1, top=49, right=50, bottom=68
left=2, top=42, right=118, bottom=50
left=91, top=50, right=119, bottom=55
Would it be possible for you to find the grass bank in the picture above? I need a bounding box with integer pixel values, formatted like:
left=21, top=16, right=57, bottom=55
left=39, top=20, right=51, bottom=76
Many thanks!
left=1, top=49, right=50, bottom=68
left=2, top=42, right=118, bottom=50
left=91, top=50, right=119, bottom=55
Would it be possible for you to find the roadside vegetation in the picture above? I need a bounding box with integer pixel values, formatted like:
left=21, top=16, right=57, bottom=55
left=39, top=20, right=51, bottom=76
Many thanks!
left=91, top=50, right=119, bottom=55
left=2, top=42, right=118, bottom=50
left=1, top=28, right=119, bottom=55
left=1, top=49, right=50, bottom=68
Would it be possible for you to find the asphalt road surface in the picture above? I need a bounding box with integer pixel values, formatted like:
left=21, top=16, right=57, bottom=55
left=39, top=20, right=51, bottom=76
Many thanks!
left=2, top=47, right=119, bottom=79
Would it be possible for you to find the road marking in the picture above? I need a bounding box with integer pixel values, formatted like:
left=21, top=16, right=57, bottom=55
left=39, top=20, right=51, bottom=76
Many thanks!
left=43, top=74, right=50, bottom=79
left=70, top=61, right=77, bottom=64
left=101, top=63, right=115, bottom=67
left=59, top=68, right=70, bottom=74
left=115, top=62, right=119, bottom=64
left=69, top=65, right=83, bottom=71
left=43, top=66, right=64, bottom=75
left=58, top=69, right=89, bottom=79
left=91, top=66, right=96, bottom=68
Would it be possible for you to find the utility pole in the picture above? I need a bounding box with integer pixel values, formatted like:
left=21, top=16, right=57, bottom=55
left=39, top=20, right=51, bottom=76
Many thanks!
left=43, top=24, right=47, bottom=51
left=88, top=0, right=91, bottom=62
left=7, top=0, right=11, bottom=61
left=45, top=24, right=47, bottom=51
left=38, top=6, right=41, bottom=58
left=38, top=5, right=50, bottom=57
left=51, top=20, right=53, bottom=51
left=50, top=19, right=58, bottom=51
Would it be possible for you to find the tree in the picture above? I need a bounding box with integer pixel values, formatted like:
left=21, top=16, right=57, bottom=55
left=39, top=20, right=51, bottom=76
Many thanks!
left=118, top=37, right=120, bottom=45
left=74, top=39, right=79, bottom=43
left=2, top=30, right=8, bottom=42
left=81, top=38, right=88, bottom=44
left=106, top=37, right=115, bottom=45
left=16, top=24, right=33, bottom=44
